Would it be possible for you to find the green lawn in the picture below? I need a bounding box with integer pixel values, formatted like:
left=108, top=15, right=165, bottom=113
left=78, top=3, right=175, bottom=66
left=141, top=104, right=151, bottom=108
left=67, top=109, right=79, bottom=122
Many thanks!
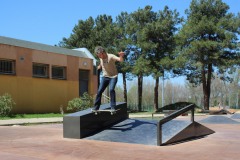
left=0, top=112, right=152, bottom=120
left=0, top=113, right=64, bottom=120
left=128, top=111, right=153, bottom=115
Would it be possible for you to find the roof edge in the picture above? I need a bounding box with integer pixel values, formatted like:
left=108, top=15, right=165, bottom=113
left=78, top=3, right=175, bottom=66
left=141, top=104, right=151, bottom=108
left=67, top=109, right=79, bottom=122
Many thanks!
left=0, top=36, right=88, bottom=58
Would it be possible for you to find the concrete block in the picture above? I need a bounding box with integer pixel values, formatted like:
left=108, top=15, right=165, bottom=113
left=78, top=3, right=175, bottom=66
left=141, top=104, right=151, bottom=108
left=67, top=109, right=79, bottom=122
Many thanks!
left=63, top=102, right=128, bottom=139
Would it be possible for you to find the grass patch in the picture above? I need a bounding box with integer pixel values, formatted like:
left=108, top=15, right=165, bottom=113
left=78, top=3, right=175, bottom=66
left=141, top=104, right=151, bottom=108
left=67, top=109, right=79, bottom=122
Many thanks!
left=128, top=111, right=153, bottom=115
left=0, top=113, right=64, bottom=120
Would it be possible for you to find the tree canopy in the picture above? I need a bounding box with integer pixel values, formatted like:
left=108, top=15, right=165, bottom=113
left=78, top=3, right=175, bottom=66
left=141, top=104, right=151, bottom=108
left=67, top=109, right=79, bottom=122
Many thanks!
left=175, top=0, right=240, bottom=109
left=58, top=0, right=239, bottom=111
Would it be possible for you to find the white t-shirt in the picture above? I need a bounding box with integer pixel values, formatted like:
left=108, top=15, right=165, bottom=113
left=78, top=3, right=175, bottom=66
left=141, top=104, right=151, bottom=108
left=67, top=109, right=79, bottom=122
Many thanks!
left=100, top=53, right=118, bottom=78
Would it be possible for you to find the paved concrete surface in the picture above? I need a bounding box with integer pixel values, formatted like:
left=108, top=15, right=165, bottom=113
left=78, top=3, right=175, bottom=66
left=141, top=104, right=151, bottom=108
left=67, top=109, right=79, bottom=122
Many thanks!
left=0, top=115, right=240, bottom=160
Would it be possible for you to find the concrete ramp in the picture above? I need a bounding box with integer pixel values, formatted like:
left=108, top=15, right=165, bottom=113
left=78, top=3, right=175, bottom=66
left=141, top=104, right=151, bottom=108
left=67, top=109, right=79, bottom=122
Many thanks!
left=161, top=120, right=215, bottom=145
left=84, top=118, right=214, bottom=146
left=199, top=115, right=239, bottom=124
left=210, top=109, right=233, bottom=115
left=157, top=104, right=215, bottom=146
left=85, top=118, right=158, bottom=145
left=64, top=104, right=215, bottom=146
left=231, top=112, right=240, bottom=119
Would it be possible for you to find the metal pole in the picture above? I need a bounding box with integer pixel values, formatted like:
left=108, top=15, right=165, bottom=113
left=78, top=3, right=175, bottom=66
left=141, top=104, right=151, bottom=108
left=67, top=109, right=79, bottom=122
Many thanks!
left=191, top=107, right=194, bottom=122
left=228, top=91, right=230, bottom=109
left=237, top=92, right=239, bottom=109
left=162, top=73, right=164, bottom=108
left=157, top=123, right=162, bottom=146
left=238, top=82, right=240, bottom=109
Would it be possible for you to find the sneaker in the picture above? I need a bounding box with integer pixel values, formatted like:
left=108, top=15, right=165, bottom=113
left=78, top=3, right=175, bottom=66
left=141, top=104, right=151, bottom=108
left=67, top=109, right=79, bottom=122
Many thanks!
left=110, top=108, right=116, bottom=112
left=91, top=108, right=98, bottom=112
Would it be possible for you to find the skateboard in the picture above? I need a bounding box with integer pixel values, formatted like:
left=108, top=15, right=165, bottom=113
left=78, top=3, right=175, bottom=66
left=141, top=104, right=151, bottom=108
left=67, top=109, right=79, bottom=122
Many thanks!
left=92, top=109, right=120, bottom=115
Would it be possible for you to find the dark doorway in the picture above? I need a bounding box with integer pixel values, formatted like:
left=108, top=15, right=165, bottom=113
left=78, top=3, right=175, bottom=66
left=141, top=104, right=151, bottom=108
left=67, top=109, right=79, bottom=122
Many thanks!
left=79, top=70, right=89, bottom=96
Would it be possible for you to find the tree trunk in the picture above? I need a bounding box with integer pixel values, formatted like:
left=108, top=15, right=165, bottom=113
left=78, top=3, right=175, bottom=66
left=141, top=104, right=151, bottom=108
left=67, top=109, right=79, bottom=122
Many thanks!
left=122, top=73, right=127, bottom=103
left=154, top=77, right=159, bottom=112
left=202, top=64, right=212, bottom=110
left=138, top=74, right=143, bottom=111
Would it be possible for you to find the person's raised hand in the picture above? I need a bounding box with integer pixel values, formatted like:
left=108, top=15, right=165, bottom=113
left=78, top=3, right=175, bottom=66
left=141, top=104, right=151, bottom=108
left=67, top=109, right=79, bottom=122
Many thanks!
left=118, top=51, right=125, bottom=57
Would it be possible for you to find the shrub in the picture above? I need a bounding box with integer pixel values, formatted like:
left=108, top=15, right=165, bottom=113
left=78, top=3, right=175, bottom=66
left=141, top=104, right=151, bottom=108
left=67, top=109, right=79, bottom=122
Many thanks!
left=157, top=102, right=200, bottom=112
left=67, top=92, right=94, bottom=112
left=0, top=93, right=16, bottom=117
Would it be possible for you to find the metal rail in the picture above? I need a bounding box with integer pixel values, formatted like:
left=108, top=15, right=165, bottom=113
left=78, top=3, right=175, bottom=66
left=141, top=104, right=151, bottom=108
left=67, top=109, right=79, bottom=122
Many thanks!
left=157, top=104, right=195, bottom=146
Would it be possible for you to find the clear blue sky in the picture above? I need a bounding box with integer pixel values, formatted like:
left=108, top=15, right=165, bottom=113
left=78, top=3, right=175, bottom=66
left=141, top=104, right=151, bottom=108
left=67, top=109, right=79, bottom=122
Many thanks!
left=1, top=0, right=239, bottom=85
left=1, top=0, right=238, bottom=46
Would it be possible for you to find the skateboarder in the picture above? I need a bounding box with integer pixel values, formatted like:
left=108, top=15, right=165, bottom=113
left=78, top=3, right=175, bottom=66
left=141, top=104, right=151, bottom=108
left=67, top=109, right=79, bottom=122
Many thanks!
left=92, top=46, right=124, bottom=112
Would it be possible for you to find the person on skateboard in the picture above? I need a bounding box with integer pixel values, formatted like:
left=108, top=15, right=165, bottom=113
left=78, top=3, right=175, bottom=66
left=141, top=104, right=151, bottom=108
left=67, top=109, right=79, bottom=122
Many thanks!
left=92, top=46, right=124, bottom=112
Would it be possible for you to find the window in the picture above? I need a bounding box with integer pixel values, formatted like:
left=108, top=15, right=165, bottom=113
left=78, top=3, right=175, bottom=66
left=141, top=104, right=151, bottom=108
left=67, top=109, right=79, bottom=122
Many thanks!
left=0, top=59, right=16, bottom=75
left=52, top=66, right=66, bottom=80
left=32, top=63, right=49, bottom=78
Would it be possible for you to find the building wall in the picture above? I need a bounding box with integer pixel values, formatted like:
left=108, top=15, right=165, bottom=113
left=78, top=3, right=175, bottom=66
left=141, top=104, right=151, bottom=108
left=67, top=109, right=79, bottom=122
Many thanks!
left=0, top=44, right=97, bottom=114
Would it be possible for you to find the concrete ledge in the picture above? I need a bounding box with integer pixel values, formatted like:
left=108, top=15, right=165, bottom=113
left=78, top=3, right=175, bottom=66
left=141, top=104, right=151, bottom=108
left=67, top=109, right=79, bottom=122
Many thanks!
left=63, top=102, right=128, bottom=139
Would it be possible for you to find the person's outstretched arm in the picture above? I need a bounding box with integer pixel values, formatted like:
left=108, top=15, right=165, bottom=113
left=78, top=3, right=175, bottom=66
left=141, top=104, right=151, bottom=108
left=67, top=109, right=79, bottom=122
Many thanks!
left=116, top=51, right=124, bottom=62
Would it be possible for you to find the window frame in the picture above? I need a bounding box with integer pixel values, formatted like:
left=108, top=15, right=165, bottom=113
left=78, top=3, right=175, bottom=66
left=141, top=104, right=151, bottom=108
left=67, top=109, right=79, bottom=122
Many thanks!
left=32, top=63, right=49, bottom=78
left=0, top=59, right=16, bottom=75
left=51, top=65, right=67, bottom=80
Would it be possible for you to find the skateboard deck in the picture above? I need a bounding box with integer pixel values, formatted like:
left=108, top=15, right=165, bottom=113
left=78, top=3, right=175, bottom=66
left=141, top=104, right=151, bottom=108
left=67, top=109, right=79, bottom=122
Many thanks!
left=93, top=109, right=120, bottom=115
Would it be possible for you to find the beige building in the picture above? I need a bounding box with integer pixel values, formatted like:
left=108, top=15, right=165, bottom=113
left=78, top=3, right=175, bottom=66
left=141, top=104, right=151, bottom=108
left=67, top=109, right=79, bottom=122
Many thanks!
left=0, top=36, right=97, bottom=114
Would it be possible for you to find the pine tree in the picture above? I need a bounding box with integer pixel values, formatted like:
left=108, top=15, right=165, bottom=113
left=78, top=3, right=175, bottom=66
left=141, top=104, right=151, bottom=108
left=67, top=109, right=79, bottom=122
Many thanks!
left=176, top=0, right=240, bottom=110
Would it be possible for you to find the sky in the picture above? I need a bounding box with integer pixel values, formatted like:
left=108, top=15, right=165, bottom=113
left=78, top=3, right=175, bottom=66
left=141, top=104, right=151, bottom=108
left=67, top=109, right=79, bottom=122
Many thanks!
left=1, top=0, right=239, bottom=86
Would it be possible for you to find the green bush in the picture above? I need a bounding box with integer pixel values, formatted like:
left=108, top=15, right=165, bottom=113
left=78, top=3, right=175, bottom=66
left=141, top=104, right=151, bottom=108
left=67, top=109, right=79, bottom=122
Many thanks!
left=67, top=92, right=94, bottom=112
left=0, top=93, right=16, bottom=117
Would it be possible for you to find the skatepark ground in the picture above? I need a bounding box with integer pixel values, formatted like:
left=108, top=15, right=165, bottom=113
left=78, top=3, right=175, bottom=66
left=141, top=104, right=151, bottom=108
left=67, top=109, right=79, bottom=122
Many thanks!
left=0, top=114, right=240, bottom=160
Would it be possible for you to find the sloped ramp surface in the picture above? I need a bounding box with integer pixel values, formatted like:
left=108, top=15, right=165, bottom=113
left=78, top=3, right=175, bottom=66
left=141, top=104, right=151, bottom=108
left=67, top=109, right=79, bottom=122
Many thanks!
left=162, top=120, right=191, bottom=144
left=85, top=118, right=158, bottom=145
left=161, top=120, right=215, bottom=145
left=231, top=112, right=240, bottom=119
left=199, top=115, right=240, bottom=124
